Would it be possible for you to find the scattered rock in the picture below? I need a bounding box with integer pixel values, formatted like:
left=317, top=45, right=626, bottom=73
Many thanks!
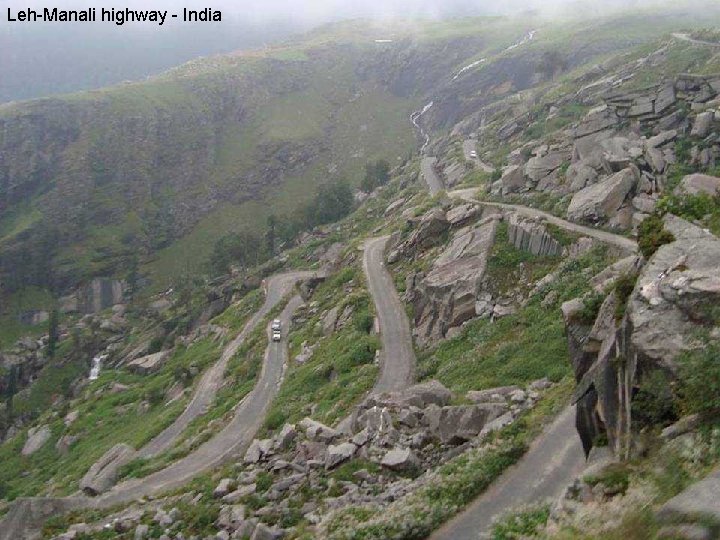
left=690, top=111, right=714, bottom=138
left=22, top=425, right=51, bottom=456
left=674, top=173, right=720, bottom=197
left=127, top=351, right=171, bottom=375
left=567, top=167, right=638, bottom=226
left=213, top=478, right=236, bottom=499
left=325, top=442, right=357, bottom=470
left=381, top=447, right=419, bottom=471
left=299, top=418, right=341, bottom=443
left=245, top=439, right=273, bottom=464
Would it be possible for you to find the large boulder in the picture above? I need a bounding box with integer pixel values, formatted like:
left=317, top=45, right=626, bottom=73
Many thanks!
left=566, top=167, right=638, bottom=226
left=500, top=165, right=525, bottom=195
left=250, top=523, right=285, bottom=540
left=368, top=380, right=453, bottom=410
left=446, top=203, right=480, bottom=227
left=646, top=129, right=677, bottom=149
left=566, top=162, right=598, bottom=192
left=408, top=208, right=450, bottom=252
left=388, top=208, right=450, bottom=262
left=690, top=111, right=714, bottom=138
left=216, top=504, right=246, bottom=531
left=244, top=439, right=273, bottom=464
left=423, top=403, right=507, bottom=444
left=325, top=442, right=357, bottom=470
left=381, top=447, right=420, bottom=471
left=80, top=443, right=135, bottom=495
left=674, top=174, right=720, bottom=197
left=629, top=215, right=720, bottom=366
left=657, top=468, right=720, bottom=528
left=21, top=425, right=51, bottom=456
left=127, top=351, right=171, bottom=375
left=408, top=216, right=499, bottom=344
left=573, top=106, right=619, bottom=138
left=524, top=150, right=569, bottom=184
left=298, top=418, right=340, bottom=443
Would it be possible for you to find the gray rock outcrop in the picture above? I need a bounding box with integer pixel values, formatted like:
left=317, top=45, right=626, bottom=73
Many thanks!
left=568, top=215, right=720, bottom=458
left=406, top=215, right=499, bottom=344
left=567, top=167, right=638, bottom=227
left=80, top=443, right=135, bottom=495
left=690, top=111, right=714, bottom=138
left=674, top=173, right=720, bottom=197
left=381, top=448, right=419, bottom=471
left=127, top=351, right=171, bottom=375
left=507, top=213, right=562, bottom=257
left=76, top=278, right=126, bottom=314
left=22, top=425, right=51, bottom=456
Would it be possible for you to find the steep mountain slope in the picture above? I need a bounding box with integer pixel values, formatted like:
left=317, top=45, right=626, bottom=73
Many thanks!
left=1, top=8, right=720, bottom=540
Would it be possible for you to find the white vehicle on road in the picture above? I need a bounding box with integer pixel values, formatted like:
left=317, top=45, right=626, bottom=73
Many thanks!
left=469, top=150, right=478, bottom=158
left=271, top=319, right=282, bottom=331
left=272, top=329, right=282, bottom=342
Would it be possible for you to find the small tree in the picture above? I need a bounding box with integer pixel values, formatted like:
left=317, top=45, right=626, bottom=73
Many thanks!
left=360, top=159, right=391, bottom=193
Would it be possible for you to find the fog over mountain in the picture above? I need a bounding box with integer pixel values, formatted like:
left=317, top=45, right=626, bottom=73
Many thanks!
left=0, top=0, right=714, bottom=102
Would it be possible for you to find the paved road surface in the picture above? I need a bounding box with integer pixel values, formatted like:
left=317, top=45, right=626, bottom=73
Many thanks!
left=431, top=407, right=585, bottom=540
left=421, top=156, right=444, bottom=196
left=672, top=32, right=720, bottom=47
left=450, top=188, right=638, bottom=253
left=463, top=139, right=495, bottom=174
left=139, top=271, right=315, bottom=458
left=364, top=236, right=416, bottom=393
left=98, top=294, right=304, bottom=506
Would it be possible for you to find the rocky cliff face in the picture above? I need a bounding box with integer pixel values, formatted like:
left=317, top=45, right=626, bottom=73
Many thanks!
left=564, top=215, right=720, bottom=458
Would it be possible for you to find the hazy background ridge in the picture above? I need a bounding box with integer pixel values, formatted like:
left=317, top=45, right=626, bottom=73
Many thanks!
left=1, top=0, right=713, bottom=103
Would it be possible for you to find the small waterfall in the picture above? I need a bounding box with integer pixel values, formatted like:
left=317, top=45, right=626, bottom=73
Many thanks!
left=89, top=354, right=107, bottom=381
left=452, top=58, right=486, bottom=81
left=410, top=101, right=434, bottom=154
left=505, top=29, right=537, bottom=52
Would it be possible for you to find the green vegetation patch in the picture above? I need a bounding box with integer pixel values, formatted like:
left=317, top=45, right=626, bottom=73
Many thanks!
left=264, top=267, right=379, bottom=431
left=637, top=214, right=675, bottom=258
left=418, top=246, right=611, bottom=393
left=0, top=337, right=220, bottom=499
left=492, top=503, right=551, bottom=540
left=485, top=222, right=561, bottom=297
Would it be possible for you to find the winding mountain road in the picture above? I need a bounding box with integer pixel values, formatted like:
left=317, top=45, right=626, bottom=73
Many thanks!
left=421, top=156, right=444, bottom=196
left=450, top=188, right=638, bottom=253
left=363, top=236, right=416, bottom=393
left=98, top=294, right=305, bottom=507
left=0, top=274, right=314, bottom=540
left=139, top=271, right=314, bottom=458
left=462, top=139, right=495, bottom=174
left=431, top=407, right=585, bottom=540
left=672, top=32, right=720, bottom=47
left=412, top=173, right=633, bottom=538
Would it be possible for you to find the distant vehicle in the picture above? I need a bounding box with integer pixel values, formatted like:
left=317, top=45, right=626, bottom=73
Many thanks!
left=271, top=319, right=282, bottom=331
left=469, top=150, right=478, bottom=158
left=272, top=330, right=282, bottom=342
